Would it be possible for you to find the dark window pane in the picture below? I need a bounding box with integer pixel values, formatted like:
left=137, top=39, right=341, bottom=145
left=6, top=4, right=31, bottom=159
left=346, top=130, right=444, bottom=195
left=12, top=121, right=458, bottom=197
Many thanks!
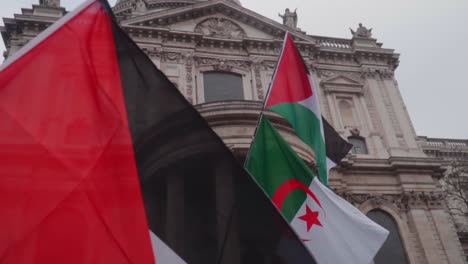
left=204, top=72, right=243, bottom=102
left=367, top=210, right=409, bottom=264
left=348, top=136, right=368, bottom=154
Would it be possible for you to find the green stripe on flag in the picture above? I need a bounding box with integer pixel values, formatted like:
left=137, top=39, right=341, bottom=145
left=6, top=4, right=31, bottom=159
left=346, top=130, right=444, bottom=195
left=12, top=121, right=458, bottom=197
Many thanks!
left=246, top=117, right=315, bottom=221
left=268, top=102, right=328, bottom=184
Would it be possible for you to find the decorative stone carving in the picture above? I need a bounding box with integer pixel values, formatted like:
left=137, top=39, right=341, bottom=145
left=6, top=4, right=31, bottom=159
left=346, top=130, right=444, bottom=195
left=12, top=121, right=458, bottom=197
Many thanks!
left=318, top=70, right=363, bottom=83
left=195, top=18, right=246, bottom=39
left=251, top=58, right=264, bottom=100
left=183, top=53, right=194, bottom=103
left=278, top=8, right=298, bottom=29
left=380, top=68, right=395, bottom=79
left=350, top=23, right=373, bottom=38
left=195, top=57, right=251, bottom=71
left=142, top=47, right=162, bottom=58
left=337, top=191, right=445, bottom=212
left=195, top=57, right=218, bottom=66
left=162, top=52, right=182, bottom=63
left=213, top=59, right=233, bottom=72
left=261, top=60, right=277, bottom=70
left=360, top=67, right=379, bottom=78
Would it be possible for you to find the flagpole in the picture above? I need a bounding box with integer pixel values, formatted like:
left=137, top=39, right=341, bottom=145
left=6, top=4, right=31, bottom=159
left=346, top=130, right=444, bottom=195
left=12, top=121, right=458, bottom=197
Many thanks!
left=241, top=32, right=319, bottom=264
left=243, top=31, right=290, bottom=168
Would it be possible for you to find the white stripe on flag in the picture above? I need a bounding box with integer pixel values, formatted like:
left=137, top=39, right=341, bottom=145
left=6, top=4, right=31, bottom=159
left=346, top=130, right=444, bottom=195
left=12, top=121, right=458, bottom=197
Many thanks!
left=290, top=178, right=389, bottom=264
left=326, top=158, right=337, bottom=173
left=149, top=231, right=187, bottom=264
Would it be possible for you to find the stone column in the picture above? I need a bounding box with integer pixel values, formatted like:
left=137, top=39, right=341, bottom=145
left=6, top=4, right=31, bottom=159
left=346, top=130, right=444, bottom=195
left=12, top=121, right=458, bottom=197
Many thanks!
left=408, top=208, right=446, bottom=264
left=380, top=74, right=422, bottom=154
left=363, top=72, right=400, bottom=151
left=430, top=209, right=466, bottom=264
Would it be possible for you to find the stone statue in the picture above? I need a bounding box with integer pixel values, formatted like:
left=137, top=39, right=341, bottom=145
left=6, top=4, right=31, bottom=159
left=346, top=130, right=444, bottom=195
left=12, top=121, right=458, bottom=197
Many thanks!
left=350, top=23, right=372, bottom=38
left=350, top=23, right=373, bottom=38
left=132, top=0, right=147, bottom=13
left=39, top=0, right=60, bottom=7
left=279, top=8, right=298, bottom=29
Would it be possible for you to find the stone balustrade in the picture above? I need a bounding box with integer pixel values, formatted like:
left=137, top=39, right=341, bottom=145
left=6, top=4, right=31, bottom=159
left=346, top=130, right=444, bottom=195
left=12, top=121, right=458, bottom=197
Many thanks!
left=419, top=137, right=468, bottom=150
left=418, top=136, right=468, bottom=161
left=315, top=37, right=352, bottom=49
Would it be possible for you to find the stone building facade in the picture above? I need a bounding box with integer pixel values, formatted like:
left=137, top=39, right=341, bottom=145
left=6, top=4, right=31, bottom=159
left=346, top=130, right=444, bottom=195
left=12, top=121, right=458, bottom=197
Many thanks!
left=1, top=0, right=467, bottom=263
left=418, top=137, right=468, bottom=261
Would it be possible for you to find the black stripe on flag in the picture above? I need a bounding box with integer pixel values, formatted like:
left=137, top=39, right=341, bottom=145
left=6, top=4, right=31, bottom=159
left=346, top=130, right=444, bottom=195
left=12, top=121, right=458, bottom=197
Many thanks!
left=102, top=2, right=317, bottom=263
left=322, top=117, right=353, bottom=165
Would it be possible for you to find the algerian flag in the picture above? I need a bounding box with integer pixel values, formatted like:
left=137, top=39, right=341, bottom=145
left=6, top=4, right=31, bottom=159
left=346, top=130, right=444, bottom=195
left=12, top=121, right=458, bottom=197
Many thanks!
left=246, top=117, right=388, bottom=264
left=266, top=32, right=340, bottom=185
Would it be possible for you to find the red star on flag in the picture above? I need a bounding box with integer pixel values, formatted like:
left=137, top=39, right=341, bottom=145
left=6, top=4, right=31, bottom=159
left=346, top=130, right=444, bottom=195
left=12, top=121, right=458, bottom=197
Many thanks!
left=299, top=205, right=323, bottom=232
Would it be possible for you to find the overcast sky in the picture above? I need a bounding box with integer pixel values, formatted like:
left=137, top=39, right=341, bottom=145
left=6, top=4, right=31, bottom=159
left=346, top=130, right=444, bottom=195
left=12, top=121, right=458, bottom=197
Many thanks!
left=1, top=0, right=467, bottom=139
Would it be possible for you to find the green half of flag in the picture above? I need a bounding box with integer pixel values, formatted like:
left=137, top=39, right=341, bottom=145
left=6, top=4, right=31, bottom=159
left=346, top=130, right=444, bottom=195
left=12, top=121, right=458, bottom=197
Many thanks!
left=269, top=102, right=327, bottom=184
left=246, top=116, right=315, bottom=221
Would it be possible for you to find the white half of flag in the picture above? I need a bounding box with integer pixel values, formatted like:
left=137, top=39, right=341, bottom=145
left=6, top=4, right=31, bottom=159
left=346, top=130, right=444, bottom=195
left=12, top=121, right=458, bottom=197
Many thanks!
left=149, top=231, right=187, bottom=264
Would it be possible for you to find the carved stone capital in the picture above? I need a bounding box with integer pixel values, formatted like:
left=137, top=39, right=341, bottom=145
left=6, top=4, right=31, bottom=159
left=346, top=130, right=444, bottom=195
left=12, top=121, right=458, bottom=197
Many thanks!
left=360, top=67, right=379, bottom=78
left=380, top=68, right=395, bottom=79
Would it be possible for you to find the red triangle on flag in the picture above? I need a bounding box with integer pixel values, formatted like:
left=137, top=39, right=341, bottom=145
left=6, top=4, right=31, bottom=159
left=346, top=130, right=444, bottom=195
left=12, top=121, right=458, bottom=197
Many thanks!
left=266, top=33, right=313, bottom=108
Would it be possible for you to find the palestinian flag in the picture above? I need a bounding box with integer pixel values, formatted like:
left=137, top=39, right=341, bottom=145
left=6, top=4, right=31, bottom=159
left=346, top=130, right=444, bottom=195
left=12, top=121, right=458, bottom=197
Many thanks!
left=265, top=32, right=352, bottom=185
left=246, top=116, right=389, bottom=264
left=0, top=1, right=317, bottom=263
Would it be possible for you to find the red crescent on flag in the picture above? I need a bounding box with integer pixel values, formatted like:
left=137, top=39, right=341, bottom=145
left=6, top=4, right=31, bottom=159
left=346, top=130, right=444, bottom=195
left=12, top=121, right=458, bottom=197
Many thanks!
left=272, top=179, right=324, bottom=212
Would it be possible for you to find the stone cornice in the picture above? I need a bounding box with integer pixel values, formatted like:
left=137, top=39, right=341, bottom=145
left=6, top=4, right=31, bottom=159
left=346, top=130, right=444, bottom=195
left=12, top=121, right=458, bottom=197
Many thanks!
left=126, top=25, right=399, bottom=70
left=120, top=0, right=313, bottom=42
left=195, top=100, right=294, bottom=135
left=113, top=0, right=198, bottom=16
left=340, top=156, right=445, bottom=178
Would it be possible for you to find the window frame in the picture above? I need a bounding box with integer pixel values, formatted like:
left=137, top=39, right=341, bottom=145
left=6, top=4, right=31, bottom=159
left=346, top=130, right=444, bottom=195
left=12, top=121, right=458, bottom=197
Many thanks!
left=348, top=135, right=369, bottom=155
left=196, top=66, right=252, bottom=104
left=202, top=71, right=245, bottom=103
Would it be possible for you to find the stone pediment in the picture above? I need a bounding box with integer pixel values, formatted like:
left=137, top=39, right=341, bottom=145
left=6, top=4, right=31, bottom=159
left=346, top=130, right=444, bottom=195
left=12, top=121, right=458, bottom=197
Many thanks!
left=320, top=75, right=364, bottom=94
left=120, top=0, right=314, bottom=42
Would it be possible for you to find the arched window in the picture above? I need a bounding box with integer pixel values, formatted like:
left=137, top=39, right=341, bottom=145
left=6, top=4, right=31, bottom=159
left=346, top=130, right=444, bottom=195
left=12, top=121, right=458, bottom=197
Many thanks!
left=367, top=210, right=409, bottom=264
left=348, top=136, right=368, bottom=154
left=338, top=100, right=355, bottom=127
left=203, top=72, right=244, bottom=103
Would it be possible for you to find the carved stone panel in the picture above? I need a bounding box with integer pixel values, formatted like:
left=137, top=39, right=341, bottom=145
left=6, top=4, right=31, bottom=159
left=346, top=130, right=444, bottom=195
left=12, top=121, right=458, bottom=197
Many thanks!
left=162, top=52, right=182, bottom=63
left=195, top=57, right=251, bottom=72
left=195, top=18, right=246, bottom=39
left=252, top=62, right=264, bottom=100
left=184, top=53, right=194, bottom=104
